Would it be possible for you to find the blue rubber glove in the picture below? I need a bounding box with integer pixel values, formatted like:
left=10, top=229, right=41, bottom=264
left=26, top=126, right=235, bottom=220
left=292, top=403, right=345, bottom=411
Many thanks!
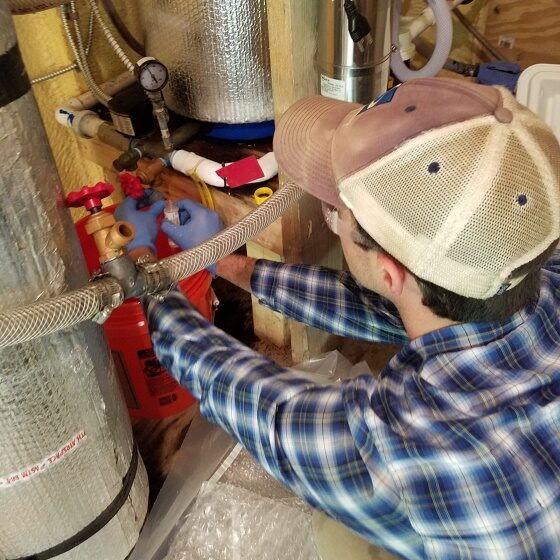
left=161, top=199, right=224, bottom=277
left=115, top=192, right=165, bottom=253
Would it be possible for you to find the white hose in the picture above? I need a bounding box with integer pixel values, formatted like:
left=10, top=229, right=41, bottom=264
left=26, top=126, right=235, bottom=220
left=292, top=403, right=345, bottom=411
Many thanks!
left=171, top=150, right=279, bottom=188
left=390, top=0, right=453, bottom=81
left=87, top=0, right=136, bottom=73
left=0, top=278, right=123, bottom=347
left=160, top=182, right=303, bottom=283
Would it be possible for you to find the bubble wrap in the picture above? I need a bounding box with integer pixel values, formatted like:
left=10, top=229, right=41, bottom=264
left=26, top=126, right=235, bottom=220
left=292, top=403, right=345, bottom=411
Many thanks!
left=140, top=0, right=274, bottom=123
left=165, top=481, right=320, bottom=560
left=218, top=447, right=308, bottom=508
left=0, top=18, right=148, bottom=557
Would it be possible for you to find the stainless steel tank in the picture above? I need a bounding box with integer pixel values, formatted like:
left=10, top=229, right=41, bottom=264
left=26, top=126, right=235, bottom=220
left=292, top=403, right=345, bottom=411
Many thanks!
left=318, top=0, right=392, bottom=104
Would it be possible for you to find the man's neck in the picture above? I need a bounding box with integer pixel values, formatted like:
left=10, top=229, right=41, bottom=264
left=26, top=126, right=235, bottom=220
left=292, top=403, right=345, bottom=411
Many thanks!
left=396, top=299, right=458, bottom=340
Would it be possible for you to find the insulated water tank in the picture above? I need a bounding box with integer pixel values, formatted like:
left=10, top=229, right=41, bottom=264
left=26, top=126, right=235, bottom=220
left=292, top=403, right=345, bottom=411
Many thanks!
left=0, top=3, right=148, bottom=558
left=140, top=0, right=274, bottom=123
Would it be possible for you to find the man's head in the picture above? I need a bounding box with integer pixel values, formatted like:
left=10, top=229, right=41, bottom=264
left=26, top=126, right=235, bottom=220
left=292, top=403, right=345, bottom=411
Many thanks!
left=273, top=77, right=560, bottom=323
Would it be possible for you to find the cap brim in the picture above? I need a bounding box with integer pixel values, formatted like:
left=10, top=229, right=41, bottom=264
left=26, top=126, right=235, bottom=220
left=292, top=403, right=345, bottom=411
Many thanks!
left=273, top=96, right=361, bottom=208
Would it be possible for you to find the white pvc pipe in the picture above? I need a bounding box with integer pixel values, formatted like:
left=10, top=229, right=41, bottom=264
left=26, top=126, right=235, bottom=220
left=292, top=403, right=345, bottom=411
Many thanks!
left=404, top=0, right=464, bottom=45
left=65, top=71, right=136, bottom=112
left=170, top=150, right=278, bottom=188
left=54, top=71, right=136, bottom=137
left=55, top=106, right=107, bottom=138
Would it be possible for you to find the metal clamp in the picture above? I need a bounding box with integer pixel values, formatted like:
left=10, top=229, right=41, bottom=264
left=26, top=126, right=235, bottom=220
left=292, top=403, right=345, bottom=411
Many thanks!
left=92, top=290, right=123, bottom=325
left=88, top=274, right=125, bottom=325
left=137, top=260, right=173, bottom=300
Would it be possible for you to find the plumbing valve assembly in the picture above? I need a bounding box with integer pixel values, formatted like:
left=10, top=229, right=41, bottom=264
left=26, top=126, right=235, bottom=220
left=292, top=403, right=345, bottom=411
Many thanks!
left=66, top=182, right=169, bottom=306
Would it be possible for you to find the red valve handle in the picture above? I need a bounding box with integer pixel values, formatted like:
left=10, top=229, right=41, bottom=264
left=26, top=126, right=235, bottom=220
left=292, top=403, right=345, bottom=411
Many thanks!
left=66, top=182, right=114, bottom=211
left=119, top=173, right=145, bottom=200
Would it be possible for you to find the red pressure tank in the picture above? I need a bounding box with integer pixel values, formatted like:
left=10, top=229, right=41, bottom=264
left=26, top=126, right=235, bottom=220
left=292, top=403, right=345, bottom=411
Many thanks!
left=76, top=205, right=212, bottom=419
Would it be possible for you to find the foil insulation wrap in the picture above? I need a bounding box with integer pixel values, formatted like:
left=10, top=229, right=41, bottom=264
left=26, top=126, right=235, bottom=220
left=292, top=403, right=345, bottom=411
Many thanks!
left=0, top=19, right=148, bottom=560
left=141, top=0, right=274, bottom=123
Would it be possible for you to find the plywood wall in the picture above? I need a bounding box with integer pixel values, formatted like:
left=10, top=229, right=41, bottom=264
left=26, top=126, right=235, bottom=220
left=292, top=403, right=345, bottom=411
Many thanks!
left=483, top=0, right=560, bottom=68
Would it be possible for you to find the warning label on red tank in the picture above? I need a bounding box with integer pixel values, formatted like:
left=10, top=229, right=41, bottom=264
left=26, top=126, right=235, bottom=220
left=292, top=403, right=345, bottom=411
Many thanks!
left=0, top=431, right=87, bottom=489
left=138, top=349, right=180, bottom=399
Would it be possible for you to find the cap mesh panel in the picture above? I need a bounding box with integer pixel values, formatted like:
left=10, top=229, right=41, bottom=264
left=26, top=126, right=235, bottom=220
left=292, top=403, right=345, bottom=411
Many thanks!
left=446, top=133, right=553, bottom=272
left=527, top=123, right=560, bottom=175
left=350, top=125, right=492, bottom=242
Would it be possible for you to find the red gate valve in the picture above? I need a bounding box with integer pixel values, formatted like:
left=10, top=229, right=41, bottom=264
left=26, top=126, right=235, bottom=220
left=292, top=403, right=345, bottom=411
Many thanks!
left=66, top=182, right=114, bottom=213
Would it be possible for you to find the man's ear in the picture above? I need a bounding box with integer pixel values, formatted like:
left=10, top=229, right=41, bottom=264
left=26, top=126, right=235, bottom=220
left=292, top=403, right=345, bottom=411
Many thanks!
left=377, top=253, right=406, bottom=296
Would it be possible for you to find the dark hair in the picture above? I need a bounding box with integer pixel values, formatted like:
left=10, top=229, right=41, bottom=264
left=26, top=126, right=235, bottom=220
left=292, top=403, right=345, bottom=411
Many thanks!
left=352, top=220, right=557, bottom=323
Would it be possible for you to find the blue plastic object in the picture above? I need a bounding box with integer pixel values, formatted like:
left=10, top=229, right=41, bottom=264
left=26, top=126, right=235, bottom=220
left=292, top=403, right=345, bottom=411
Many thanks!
left=205, top=121, right=275, bottom=141
left=477, top=61, right=522, bottom=92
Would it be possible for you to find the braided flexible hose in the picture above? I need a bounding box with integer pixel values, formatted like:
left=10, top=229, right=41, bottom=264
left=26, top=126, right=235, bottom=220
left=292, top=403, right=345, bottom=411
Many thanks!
left=0, top=184, right=304, bottom=348
left=0, top=278, right=123, bottom=347
left=160, top=182, right=305, bottom=283
left=88, top=0, right=135, bottom=73
left=31, top=9, right=95, bottom=85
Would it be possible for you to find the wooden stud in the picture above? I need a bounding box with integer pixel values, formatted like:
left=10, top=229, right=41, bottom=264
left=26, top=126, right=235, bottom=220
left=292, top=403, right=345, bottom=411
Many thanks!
left=267, top=0, right=345, bottom=363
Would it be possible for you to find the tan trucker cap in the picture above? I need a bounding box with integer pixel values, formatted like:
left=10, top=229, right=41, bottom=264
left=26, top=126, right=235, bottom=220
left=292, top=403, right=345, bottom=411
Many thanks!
left=273, top=77, right=560, bottom=299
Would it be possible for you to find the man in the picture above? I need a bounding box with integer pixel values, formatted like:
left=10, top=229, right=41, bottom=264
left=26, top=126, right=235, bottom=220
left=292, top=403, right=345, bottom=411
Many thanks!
left=117, top=77, right=560, bottom=559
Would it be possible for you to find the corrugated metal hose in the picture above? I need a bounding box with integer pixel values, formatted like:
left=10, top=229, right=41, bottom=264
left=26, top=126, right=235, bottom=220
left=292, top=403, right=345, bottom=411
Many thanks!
left=6, top=0, right=67, bottom=14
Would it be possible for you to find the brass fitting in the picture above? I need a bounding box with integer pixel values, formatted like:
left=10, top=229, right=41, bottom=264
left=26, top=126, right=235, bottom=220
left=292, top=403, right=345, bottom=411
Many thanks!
left=136, top=158, right=167, bottom=185
left=85, top=211, right=136, bottom=262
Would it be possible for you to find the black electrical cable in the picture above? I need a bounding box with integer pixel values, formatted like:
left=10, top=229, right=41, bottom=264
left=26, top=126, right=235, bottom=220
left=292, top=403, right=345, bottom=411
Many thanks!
left=452, top=7, right=510, bottom=63
left=343, top=0, right=372, bottom=49
left=99, top=0, right=145, bottom=56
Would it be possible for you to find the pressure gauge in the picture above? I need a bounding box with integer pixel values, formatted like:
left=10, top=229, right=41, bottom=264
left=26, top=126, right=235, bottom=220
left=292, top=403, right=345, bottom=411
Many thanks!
left=135, top=57, right=169, bottom=93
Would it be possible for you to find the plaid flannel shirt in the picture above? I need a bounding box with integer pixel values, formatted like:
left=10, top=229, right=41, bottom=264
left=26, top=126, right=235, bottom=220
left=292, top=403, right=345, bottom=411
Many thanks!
left=145, top=251, right=560, bottom=560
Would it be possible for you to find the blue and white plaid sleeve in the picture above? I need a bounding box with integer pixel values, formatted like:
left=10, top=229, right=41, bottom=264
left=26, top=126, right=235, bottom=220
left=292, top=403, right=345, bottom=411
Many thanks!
left=543, top=245, right=560, bottom=274
left=251, top=260, right=409, bottom=345
left=144, top=291, right=413, bottom=556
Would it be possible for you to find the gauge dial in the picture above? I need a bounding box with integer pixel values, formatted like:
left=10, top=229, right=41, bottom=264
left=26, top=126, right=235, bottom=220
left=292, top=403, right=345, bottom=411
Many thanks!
left=135, top=57, right=169, bottom=92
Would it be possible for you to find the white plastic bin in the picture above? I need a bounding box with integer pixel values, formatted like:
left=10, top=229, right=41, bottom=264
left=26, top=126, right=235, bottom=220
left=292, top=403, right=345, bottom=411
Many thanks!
left=517, top=63, right=560, bottom=141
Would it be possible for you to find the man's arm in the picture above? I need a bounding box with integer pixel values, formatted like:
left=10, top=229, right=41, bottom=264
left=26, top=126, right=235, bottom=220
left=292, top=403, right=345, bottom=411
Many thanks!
left=218, top=254, right=408, bottom=345
left=159, top=198, right=407, bottom=344
left=216, top=254, right=256, bottom=293
left=145, top=291, right=405, bottom=542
